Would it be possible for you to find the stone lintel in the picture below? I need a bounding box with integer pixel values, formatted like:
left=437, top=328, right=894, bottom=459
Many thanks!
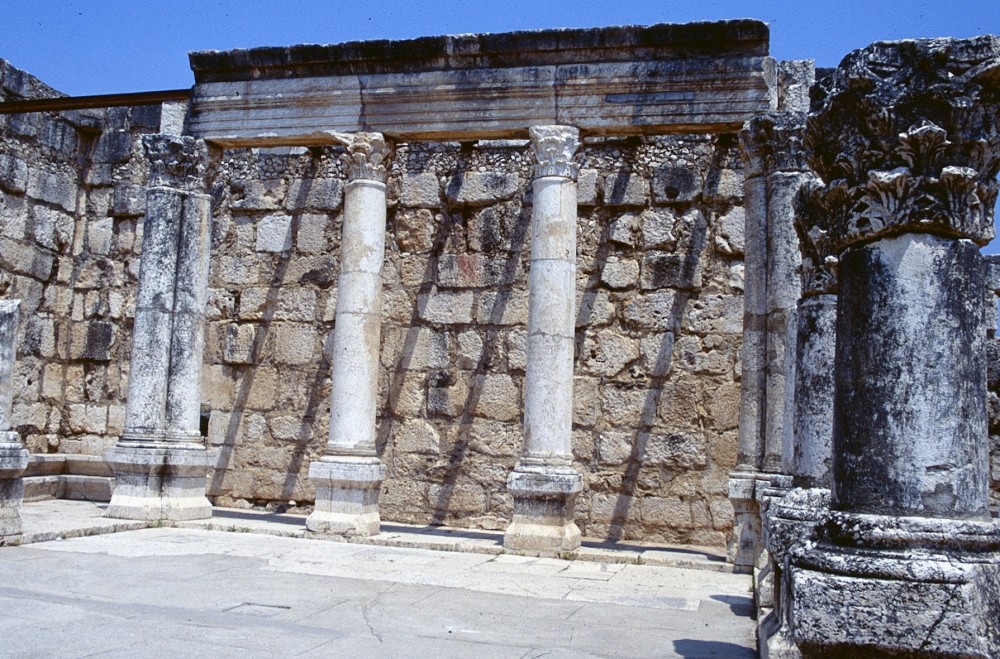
left=187, top=21, right=771, bottom=145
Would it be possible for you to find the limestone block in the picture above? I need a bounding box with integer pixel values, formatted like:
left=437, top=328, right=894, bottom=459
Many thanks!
left=427, top=375, right=469, bottom=417
left=645, top=432, right=707, bottom=468
left=400, top=173, right=441, bottom=208
left=397, top=327, right=450, bottom=370
left=215, top=255, right=259, bottom=285
left=437, top=253, right=519, bottom=288
left=475, top=289, right=529, bottom=325
left=681, top=294, right=743, bottom=335
left=27, top=169, right=77, bottom=213
left=232, top=180, right=280, bottom=211
left=713, top=206, right=745, bottom=255
left=223, top=323, right=256, bottom=364
left=0, top=154, right=28, bottom=194
left=256, top=213, right=293, bottom=252
left=598, top=431, right=633, bottom=465
left=1, top=193, right=27, bottom=240
left=92, top=130, right=133, bottom=163
left=601, top=386, right=649, bottom=427
left=580, top=330, right=639, bottom=378
left=640, top=497, right=693, bottom=528
left=473, top=374, right=520, bottom=421
left=273, top=324, right=315, bottom=365
left=31, top=206, right=74, bottom=252
left=67, top=404, right=108, bottom=434
left=641, top=251, right=703, bottom=290
left=393, top=418, right=440, bottom=455
left=652, top=165, right=702, bottom=202
left=603, top=173, right=649, bottom=206
left=273, top=289, right=317, bottom=322
left=608, top=212, right=640, bottom=247
left=68, top=321, right=115, bottom=361
left=506, top=328, right=527, bottom=371
left=576, top=289, right=615, bottom=327
left=394, top=209, right=436, bottom=253
left=705, top=168, right=743, bottom=202
left=600, top=257, right=639, bottom=289
left=87, top=218, right=113, bottom=256
left=286, top=178, right=343, bottom=211
left=429, top=482, right=488, bottom=513
left=296, top=213, right=328, bottom=254
left=269, top=416, right=313, bottom=441
left=446, top=171, right=520, bottom=206
left=456, top=331, right=483, bottom=369
left=468, top=204, right=522, bottom=253
left=623, top=290, right=679, bottom=331
left=640, top=208, right=679, bottom=250
left=577, top=169, right=599, bottom=206
left=708, top=381, right=741, bottom=432
left=573, top=376, right=600, bottom=427
left=417, top=290, right=473, bottom=324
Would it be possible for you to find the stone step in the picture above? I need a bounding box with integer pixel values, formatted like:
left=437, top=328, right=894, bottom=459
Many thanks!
left=23, top=474, right=114, bottom=503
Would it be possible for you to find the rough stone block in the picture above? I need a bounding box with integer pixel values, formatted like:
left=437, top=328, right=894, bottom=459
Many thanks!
left=27, top=169, right=77, bottom=213
left=600, top=257, right=639, bottom=289
left=641, top=208, right=679, bottom=250
left=87, top=218, right=113, bottom=256
left=216, top=256, right=259, bottom=285
left=577, top=169, right=599, bottom=206
left=296, top=213, right=328, bottom=254
left=0, top=154, right=28, bottom=194
left=273, top=324, right=315, bottom=365
left=475, top=289, right=529, bottom=325
left=446, top=171, right=520, bottom=206
left=92, top=130, right=133, bottom=163
left=645, top=432, right=707, bottom=468
left=681, top=294, right=743, bottom=335
left=473, top=374, right=520, bottom=421
left=641, top=252, right=703, bottom=290
left=256, top=213, right=293, bottom=252
left=623, top=290, right=680, bottom=331
left=714, top=206, right=745, bottom=255
left=603, top=173, right=649, bottom=206
left=598, top=431, right=633, bottom=465
left=417, top=290, right=474, bottom=324
left=581, top=330, right=639, bottom=378
left=223, top=323, right=256, bottom=364
left=400, top=173, right=441, bottom=208
left=437, top=253, right=519, bottom=288
left=31, top=206, right=74, bottom=252
left=69, top=321, right=115, bottom=361
left=608, top=212, right=640, bottom=247
left=1, top=193, right=27, bottom=240
left=573, top=376, right=600, bottom=427
left=393, top=418, right=440, bottom=455
left=269, top=416, right=313, bottom=441
left=705, top=168, right=743, bottom=201
left=111, top=183, right=146, bottom=217
left=652, top=165, right=702, bottom=202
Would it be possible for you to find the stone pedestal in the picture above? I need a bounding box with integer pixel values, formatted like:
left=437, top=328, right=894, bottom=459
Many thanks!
left=306, top=132, right=391, bottom=537
left=307, top=457, right=385, bottom=536
left=107, top=135, right=215, bottom=521
left=0, top=300, right=28, bottom=543
left=785, top=36, right=1000, bottom=657
left=504, top=125, right=582, bottom=553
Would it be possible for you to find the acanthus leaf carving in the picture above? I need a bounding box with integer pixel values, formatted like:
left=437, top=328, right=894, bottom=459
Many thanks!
left=335, top=132, right=392, bottom=183
left=143, top=135, right=209, bottom=193
left=795, top=176, right=840, bottom=295
left=529, top=125, right=580, bottom=180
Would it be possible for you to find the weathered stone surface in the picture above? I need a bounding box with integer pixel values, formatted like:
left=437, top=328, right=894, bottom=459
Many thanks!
left=447, top=172, right=519, bottom=206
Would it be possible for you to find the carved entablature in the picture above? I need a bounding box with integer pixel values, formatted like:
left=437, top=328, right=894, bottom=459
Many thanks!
left=529, top=125, right=580, bottom=180
left=805, top=36, right=1000, bottom=248
left=739, top=111, right=809, bottom=179
left=795, top=176, right=841, bottom=296
left=341, top=132, right=392, bottom=183
left=143, top=135, right=209, bottom=193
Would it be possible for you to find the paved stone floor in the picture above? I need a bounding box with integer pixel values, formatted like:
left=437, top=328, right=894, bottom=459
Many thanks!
left=2, top=501, right=756, bottom=657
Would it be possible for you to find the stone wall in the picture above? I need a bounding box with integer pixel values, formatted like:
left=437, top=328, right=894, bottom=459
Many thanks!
left=2, top=60, right=746, bottom=546
left=0, top=60, right=159, bottom=466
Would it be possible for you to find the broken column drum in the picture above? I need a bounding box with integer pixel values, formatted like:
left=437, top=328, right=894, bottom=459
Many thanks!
left=787, top=36, right=1000, bottom=657
left=0, top=299, right=29, bottom=541
left=106, top=135, right=215, bottom=522
left=306, top=132, right=391, bottom=537
left=504, top=125, right=583, bottom=553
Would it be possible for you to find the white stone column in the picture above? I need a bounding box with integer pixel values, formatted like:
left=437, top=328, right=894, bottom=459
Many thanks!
left=0, top=300, right=29, bottom=542
left=504, top=125, right=582, bottom=553
left=307, top=132, right=391, bottom=537
left=106, top=134, right=215, bottom=522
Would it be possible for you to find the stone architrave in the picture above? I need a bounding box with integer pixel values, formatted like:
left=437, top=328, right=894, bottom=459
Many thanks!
left=503, top=125, right=583, bottom=553
left=106, top=135, right=215, bottom=522
left=0, top=300, right=29, bottom=543
left=786, top=36, right=1000, bottom=657
left=306, top=132, right=391, bottom=537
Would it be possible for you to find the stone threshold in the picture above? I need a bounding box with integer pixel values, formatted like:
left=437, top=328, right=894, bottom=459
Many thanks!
left=15, top=499, right=732, bottom=573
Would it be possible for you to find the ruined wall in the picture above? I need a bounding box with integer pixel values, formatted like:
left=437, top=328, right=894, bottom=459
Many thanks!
left=1, top=60, right=746, bottom=546
left=0, top=61, right=160, bottom=465
left=200, top=134, right=745, bottom=546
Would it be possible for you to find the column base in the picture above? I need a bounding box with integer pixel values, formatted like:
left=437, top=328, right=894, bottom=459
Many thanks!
left=727, top=471, right=762, bottom=572
left=503, top=465, right=583, bottom=553
left=105, top=443, right=214, bottom=521
left=0, top=435, right=29, bottom=542
left=787, top=513, right=1000, bottom=657
left=306, top=456, right=385, bottom=537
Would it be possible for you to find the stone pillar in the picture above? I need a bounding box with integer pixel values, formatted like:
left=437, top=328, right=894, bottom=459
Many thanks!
left=306, top=132, right=391, bottom=537
left=504, top=125, right=582, bottom=553
left=0, top=300, right=28, bottom=543
left=106, top=135, right=214, bottom=522
left=787, top=36, right=1000, bottom=656
left=729, top=99, right=811, bottom=574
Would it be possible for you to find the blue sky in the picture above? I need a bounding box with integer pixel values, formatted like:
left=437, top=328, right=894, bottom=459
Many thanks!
left=3, top=1, right=999, bottom=249
left=2, top=1, right=996, bottom=95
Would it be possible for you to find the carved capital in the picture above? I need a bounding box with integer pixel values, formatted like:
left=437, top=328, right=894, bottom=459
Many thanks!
left=805, top=36, right=1000, bottom=247
left=794, top=176, right=841, bottom=296
left=341, top=132, right=392, bottom=183
left=529, top=125, right=580, bottom=180
left=739, top=112, right=810, bottom=178
left=143, top=135, right=209, bottom=192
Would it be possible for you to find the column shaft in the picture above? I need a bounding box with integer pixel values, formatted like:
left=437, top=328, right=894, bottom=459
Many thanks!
left=504, top=125, right=582, bottom=554
left=0, top=300, right=29, bottom=541
left=307, top=132, right=390, bottom=537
